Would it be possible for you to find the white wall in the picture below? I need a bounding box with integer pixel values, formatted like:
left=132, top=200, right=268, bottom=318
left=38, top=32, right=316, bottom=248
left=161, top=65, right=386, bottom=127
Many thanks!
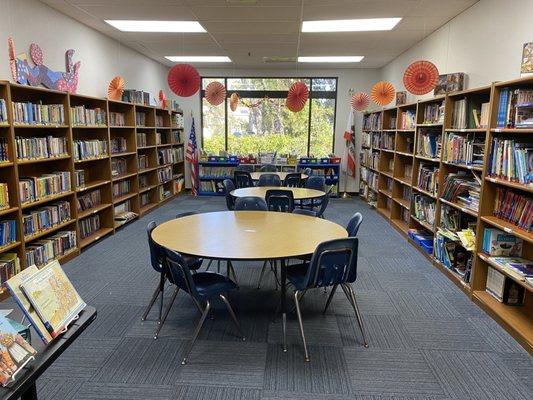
left=380, top=0, right=533, bottom=103
left=0, top=0, right=172, bottom=101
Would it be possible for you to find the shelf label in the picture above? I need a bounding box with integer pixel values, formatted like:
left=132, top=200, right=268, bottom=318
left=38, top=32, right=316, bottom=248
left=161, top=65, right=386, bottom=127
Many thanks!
left=503, top=227, right=512, bottom=233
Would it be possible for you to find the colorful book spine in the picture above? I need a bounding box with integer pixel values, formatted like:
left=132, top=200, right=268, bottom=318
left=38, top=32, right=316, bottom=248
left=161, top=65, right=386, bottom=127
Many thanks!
left=70, top=106, right=106, bottom=126
left=16, top=136, right=68, bottom=160
left=74, top=140, right=108, bottom=161
left=12, top=101, right=65, bottom=125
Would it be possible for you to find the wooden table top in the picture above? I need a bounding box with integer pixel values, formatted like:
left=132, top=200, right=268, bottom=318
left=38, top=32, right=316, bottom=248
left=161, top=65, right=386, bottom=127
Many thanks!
left=250, top=171, right=308, bottom=180
left=230, top=186, right=324, bottom=200
left=151, top=211, right=347, bottom=260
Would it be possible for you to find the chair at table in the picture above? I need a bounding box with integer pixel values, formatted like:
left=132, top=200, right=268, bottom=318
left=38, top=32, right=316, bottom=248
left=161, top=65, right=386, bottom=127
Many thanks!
left=347, top=212, right=363, bottom=236
left=165, top=249, right=245, bottom=365
left=292, top=208, right=317, bottom=217
left=234, top=196, right=268, bottom=211
left=260, top=164, right=277, bottom=172
left=299, top=175, right=325, bottom=208
left=223, top=178, right=236, bottom=210
left=286, top=237, right=368, bottom=361
left=265, top=189, right=294, bottom=213
left=258, top=173, right=281, bottom=187
left=315, top=192, right=330, bottom=219
left=234, top=170, right=254, bottom=188
left=284, top=172, right=302, bottom=188
left=303, top=167, right=313, bottom=177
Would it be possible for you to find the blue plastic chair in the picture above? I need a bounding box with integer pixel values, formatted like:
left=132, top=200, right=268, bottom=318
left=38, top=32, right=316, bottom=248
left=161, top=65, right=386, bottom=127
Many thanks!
left=223, top=179, right=236, bottom=210
left=347, top=212, right=363, bottom=236
left=234, top=196, right=268, bottom=211
left=265, top=189, right=294, bottom=213
left=165, top=249, right=245, bottom=365
left=258, top=173, right=281, bottom=187
left=234, top=171, right=254, bottom=188
left=284, top=173, right=302, bottom=187
left=260, top=164, right=277, bottom=172
left=286, top=237, right=368, bottom=361
left=292, top=208, right=317, bottom=217
left=306, top=175, right=325, bottom=191
left=315, top=192, right=330, bottom=218
left=303, top=167, right=313, bottom=177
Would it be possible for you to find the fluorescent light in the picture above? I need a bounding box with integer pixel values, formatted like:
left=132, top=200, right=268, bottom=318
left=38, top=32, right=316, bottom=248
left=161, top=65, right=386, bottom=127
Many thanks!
left=105, top=20, right=205, bottom=32
left=302, top=18, right=402, bottom=32
left=298, top=56, right=364, bottom=63
left=165, top=56, right=232, bottom=63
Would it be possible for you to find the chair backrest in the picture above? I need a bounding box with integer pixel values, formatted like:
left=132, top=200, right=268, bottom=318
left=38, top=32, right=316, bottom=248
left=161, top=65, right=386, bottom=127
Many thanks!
left=306, top=175, right=325, bottom=191
left=303, top=167, right=313, bottom=177
left=266, top=189, right=294, bottom=212
left=346, top=212, right=363, bottom=236
left=258, top=173, right=281, bottom=187
left=234, top=171, right=254, bottom=188
left=147, top=221, right=165, bottom=273
left=315, top=193, right=330, bottom=218
left=303, top=238, right=359, bottom=289
left=223, top=179, right=236, bottom=210
left=164, top=248, right=199, bottom=298
left=292, top=208, right=317, bottom=217
left=176, top=211, right=200, bottom=219
left=284, top=173, right=301, bottom=188
left=234, top=196, right=268, bottom=211
left=260, top=164, right=277, bottom=172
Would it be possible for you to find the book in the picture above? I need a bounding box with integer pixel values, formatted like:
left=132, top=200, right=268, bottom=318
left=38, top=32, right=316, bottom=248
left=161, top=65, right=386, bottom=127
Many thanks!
left=482, top=228, right=523, bottom=256
left=520, top=42, right=533, bottom=76
left=487, top=137, right=532, bottom=184
left=0, top=313, right=36, bottom=386
left=493, top=188, right=533, bottom=231
left=488, top=256, right=533, bottom=278
left=19, top=260, right=86, bottom=338
left=5, top=265, right=53, bottom=344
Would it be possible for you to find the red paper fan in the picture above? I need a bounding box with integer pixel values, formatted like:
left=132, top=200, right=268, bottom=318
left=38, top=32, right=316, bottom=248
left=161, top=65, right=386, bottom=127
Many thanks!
left=286, top=81, right=309, bottom=112
left=230, top=92, right=239, bottom=111
left=107, top=76, right=125, bottom=100
left=351, top=92, right=370, bottom=111
left=205, top=81, right=226, bottom=106
left=167, top=64, right=200, bottom=97
left=403, top=60, right=439, bottom=95
left=159, top=90, right=167, bottom=108
left=371, top=81, right=395, bottom=106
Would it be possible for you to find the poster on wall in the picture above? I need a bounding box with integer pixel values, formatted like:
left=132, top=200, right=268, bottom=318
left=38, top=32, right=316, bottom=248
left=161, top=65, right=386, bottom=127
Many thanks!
left=433, top=73, right=466, bottom=95
left=520, top=42, right=533, bottom=76
left=395, top=91, right=406, bottom=105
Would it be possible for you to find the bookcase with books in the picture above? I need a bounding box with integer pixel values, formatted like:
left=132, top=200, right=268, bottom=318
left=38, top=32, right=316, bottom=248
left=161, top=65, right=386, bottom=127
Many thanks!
left=359, top=110, right=382, bottom=207
left=170, top=109, right=185, bottom=196
left=377, top=107, right=396, bottom=219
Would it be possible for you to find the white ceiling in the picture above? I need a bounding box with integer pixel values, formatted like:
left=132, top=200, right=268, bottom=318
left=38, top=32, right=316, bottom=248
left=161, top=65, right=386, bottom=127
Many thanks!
left=40, top=0, right=479, bottom=69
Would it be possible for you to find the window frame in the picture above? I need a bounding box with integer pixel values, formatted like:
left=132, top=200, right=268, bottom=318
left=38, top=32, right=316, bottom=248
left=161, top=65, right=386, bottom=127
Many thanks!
left=200, top=76, right=338, bottom=156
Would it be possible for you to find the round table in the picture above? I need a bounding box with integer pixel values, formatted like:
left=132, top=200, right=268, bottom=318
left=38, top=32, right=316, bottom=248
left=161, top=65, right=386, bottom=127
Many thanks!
left=230, top=186, right=324, bottom=200
left=250, top=171, right=308, bottom=181
left=151, top=211, right=347, bottom=351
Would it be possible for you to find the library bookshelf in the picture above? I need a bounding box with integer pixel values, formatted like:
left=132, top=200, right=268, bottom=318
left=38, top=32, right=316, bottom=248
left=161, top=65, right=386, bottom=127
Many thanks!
left=359, top=78, right=533, bottom=353
left=0, top=81, right=184, bottom=300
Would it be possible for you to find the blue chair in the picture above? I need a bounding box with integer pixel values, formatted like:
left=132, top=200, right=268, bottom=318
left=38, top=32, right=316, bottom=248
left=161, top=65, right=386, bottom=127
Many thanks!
left=234, top=171, right=254, bottom=188
left=265, top=189, right=294, bottom=213
left=284, top=173, right=302, bottom=187
left=315, top=192, right=330, bottom=218
left=303, top=167, right=313, bottom=177
left=292, top=208, right=317, bottom=217
left=165, top=249, right=245, bottom=365
left=306, top=175, right=325, bottom=191
left=347, top=212, right=363, bottom=236
left=234, top=196, right=268, bottom=211
left=286, top=237, right=368, bottom=361
left=258, top=173, right=281, bottom=187
left=260, top=164, right=277, bottom=172
left=223, top=179, right=236, bottom=210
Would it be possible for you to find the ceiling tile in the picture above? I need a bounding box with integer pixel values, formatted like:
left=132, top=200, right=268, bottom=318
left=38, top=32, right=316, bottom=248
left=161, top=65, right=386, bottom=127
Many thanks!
left=77, top=4, right=195, bottom=20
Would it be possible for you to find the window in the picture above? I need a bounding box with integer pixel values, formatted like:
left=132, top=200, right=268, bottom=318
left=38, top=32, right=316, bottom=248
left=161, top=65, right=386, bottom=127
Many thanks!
left=201, top=77, right=337, bottom=157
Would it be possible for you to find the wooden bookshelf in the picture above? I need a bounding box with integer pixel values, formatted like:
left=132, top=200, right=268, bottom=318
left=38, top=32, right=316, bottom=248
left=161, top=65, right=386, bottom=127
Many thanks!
left=357, top=80, right=533, bottom=354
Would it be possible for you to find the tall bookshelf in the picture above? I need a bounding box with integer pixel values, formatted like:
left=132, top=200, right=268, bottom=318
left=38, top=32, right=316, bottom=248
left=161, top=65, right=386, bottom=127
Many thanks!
left=0, top=81, right=184, bottom=300
left=358, top=80, right=533, bottom=354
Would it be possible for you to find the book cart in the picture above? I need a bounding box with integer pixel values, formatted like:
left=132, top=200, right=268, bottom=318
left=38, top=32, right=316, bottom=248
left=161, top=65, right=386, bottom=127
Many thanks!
left=358, top=77, right=533, bottom=353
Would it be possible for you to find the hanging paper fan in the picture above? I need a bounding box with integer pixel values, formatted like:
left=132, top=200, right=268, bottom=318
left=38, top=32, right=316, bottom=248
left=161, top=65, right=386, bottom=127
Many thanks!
left=205, top=81, right=227, bottom=106
left=403, top=60, right=439, bottom=95
left=167, top=64, right=200, bottom=97
left=371, top=81, right=395, bottom=106
left=107, top=76, right=125, bottom=100
left=230, top=92, right=239, bottom=111
left=159, top=90, right=167, bottom=109
left=351, top=92, right=370, bottom=111
left=286, top=81, right=309, bottom=112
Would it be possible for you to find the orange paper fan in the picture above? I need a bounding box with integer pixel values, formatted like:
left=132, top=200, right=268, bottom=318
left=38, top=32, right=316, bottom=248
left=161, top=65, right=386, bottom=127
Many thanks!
left=108, top=76, right=125, bottom=100
left=286, top=81, right=309, bottom=112
left=159, top=89, right=167, bottom=109
left=351, top=92, right=370, bottom=111
left=403, top=60, right=439, bottom=95
left=205, top=81, right=227, bottom=106
left=230, top=92, right=239, bottom=111
left=371, top=81, right=395, bottom=106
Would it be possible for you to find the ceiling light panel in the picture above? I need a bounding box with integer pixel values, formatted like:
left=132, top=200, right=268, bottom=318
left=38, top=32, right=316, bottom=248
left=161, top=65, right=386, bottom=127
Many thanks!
left=105, top=20, right=205, bottom=32
left=165, top=56, right=232, bottom=63
left=302, top=18, right=402, bottom=32
left=298, top=56, right=364, bottom=63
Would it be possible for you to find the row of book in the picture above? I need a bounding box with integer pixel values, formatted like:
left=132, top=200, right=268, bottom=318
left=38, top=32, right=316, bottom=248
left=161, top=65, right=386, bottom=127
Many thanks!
left=417, top=164, right=439, bottom=196
left=70, top=106, right=106, bottom=126
left=12, top=102, right=65, bottom=125
left=441, top=172, right=481, bottom=212
left=387, top=117, right=397, bottom=130
left=381, top=132, right=395, bottom=150
left=371, top=132, right=380, bottom=148
left=158, top=148, right=173, bottom=165
left=140, top=192, right=151, bottom=207
left=79, top=214, right=100, bottom=239
left=109, top=112, right=126, bottom=126
left=0, top=138, right=8, bottom=162
left=0, top=183, right=9, bottom=209
left=399, top=110, right=415, bottom=129
left=22, top=201, right=71, bottom=238
left=137, top=132, right=148, bottom=147
left=443, top=133, right=485, bottom=167
left=19, top=172, right=71, bottom=204
left=496, top=88, right=533, bottom=128
left=451, top=98, right=490, bottom=129
left=421, top=101, right=444, bottom=124
left=361, top=131, right=371, bottom=148
left=172, top=130, right=182, bottom=143
left=413, top=194, right=436, bottom=226
left=139, top=174, right=150, bottom=189
left=113, top=180, right=131, bottom=197
left=171, top=113, right=184, bottom=129
left=363, top=113, right=381, bottom=131
left=111, top=158, right=128, bottom=177
left=417, top=130, right=441, bottom=159
left=199, top=180, right=225, bottom=194
left=0, top=219, right=16, bottom=247
left=159, top=186, right=172, bottom=200
left=0, top=253, right=20, bottom=287
left=122, top=89, right=151, bottom=106
left=198, top=166, right=236, bottom=179
left=74, top=139, right=108, bottom=161
left=74, top=170, right=85, bottom=188
left=155, top=115, right=168, bottom=127
left=485, top=255, right=532, bottom=281
left=487, top=137, right=532, bottom=184
left=138, top=154, right=149, bottom=170
left=77, top=189, right=101, bottom=212
left=493, top=188, right=532, bottom=231
left=172, top=147, right=184, bottom=163
left=158, top=166, right=172, bottom=183
left=0, top=99, right=7, bottom=123
left=434, top=229, right=473, bottom=279
left=136, top=112, right=146, bottom=127
left=110, top=137, right=127, bottom=154
left=486, top=265, right=526, bottom=305
left=16, top=136, right=68, bottom=160
left=25, top=230, right=77, bottom=268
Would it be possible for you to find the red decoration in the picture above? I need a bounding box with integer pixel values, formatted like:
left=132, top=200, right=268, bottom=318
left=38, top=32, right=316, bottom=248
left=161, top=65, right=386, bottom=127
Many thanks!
left=403, top=60, right=439, bottom=95
left=286, top=81, right=309, bottom=112
left=205, top=81, right=226, bottom=106
left=167, top=64, right=200, bottom=97
left=351, top=92, right=370, bottom=111
left=107, top=76, right=124, bottom=100
left=371, top=81, right=395, bottom=106
left=159, top=89, right=167, bottom=108
left=230, top=92, right=239, bottom=111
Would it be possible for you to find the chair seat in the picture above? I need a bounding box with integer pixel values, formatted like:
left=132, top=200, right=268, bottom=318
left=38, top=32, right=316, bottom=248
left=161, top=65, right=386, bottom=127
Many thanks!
left=183, top=254, right=203, bottom=270
left=286, top=262, right=310, bottom=291
left=192, top=272, right=238, bottom=299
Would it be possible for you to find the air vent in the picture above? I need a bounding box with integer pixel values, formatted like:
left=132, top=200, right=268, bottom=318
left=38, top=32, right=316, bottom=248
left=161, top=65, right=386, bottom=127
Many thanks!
left=262, top=57, right=297, bottom=63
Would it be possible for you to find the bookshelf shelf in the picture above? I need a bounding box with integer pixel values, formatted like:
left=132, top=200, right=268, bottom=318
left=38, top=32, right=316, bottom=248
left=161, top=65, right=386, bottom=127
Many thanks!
left=112, top=172, right=137, bottom=182
left=111, top=151, right=136, bottom=158
left=490, top=128, right=533, bottom=133
left=415, top=155, right=440, bottom=163
left=0, top=207, right=18, bottom=217
left=411, top=215, right=435, bottom=232
left=140, top=202, right=158, bottom=214
left=412, top=186, right=437, bottom=199
left=0, top=241, right=21, bottom=253
left=391, top=218, right=409, bottom=234
left=78, top=203, right=113, bottom=220
left=377, top=207, right=391, bottom=219
left=379, top=188, right=392, bottom=198
left=485, top=176, right=533, bottom=194
left=480, top=216, right=533, bottom=244
left=439, top=198, right=478, bottom=217
left=113, top=192, right=137, bottom=205
left=445, top=128, right=487, bottom=133
left=433, top=258, right=471, bottom=294
left=74, top=156, right=110, bottom=163
left=79, top=227, right=114, bottom=249
left=109, top=125, right=135, bottom=129
left=478, top=253, right=533, bottom=293
left=0, top=162, right=14, bottom=168
left=72, top=125, right=107, bottom=129
left=17, top=154, right=71, bottom=164
left=20, top=191, right=74, bottom=209
left=442, top=161, right=483, bottom=171
left=76, top=180, right=111, bottom=192
left=24, top=219, right=76, bottom=243
left=393, top=197, right=410, bottom=209
left=13, top=124, right=69, bottom=129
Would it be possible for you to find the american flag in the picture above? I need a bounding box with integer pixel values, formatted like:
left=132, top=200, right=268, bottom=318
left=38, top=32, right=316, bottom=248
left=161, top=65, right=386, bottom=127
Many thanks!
left=186, top=117, right=199, bottom=195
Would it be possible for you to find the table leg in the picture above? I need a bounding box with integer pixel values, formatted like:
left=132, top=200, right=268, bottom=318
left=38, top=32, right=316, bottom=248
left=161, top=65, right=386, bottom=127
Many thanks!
left=280, top=259, right=287, bottom=352
left=21, top=382, right=38, bottom=400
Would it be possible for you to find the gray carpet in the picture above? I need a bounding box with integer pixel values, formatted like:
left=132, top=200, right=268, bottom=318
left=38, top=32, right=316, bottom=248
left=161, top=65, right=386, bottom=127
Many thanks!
left=27, top=196, right=532, bottom=399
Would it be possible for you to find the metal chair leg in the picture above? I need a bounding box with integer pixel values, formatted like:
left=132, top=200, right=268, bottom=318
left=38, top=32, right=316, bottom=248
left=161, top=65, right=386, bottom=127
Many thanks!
left=290, top=289, right=307, bottom=313
left=182, top=301, right=211, bottom=365
left=154, top=287, right=179, bottom=339
left=341, top=284, right=369, bottom=348
left=294, top=290, right=310, bottom=362
left=217, top=260, right=221, bottom=273
left=256, top=261, right=268, bottom=289
left=142, top=282, right=162, bottom=321
left=323, top=284, right=338, bottom=314
left=220, top=294, right=246, bottom=340
left=157, top=276, right=166, bottom=323
left=205, top=259, right=213, bottom=271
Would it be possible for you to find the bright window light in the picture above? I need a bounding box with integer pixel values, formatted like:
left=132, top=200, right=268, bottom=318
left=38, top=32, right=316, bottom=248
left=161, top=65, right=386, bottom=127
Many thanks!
left=302, top=18, right=402, bottom=32
left=298, top=56, right=364, bottom=63
left=165, top=56, right=232, bottom=63
left=105, top=20, right=205, bottom=32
